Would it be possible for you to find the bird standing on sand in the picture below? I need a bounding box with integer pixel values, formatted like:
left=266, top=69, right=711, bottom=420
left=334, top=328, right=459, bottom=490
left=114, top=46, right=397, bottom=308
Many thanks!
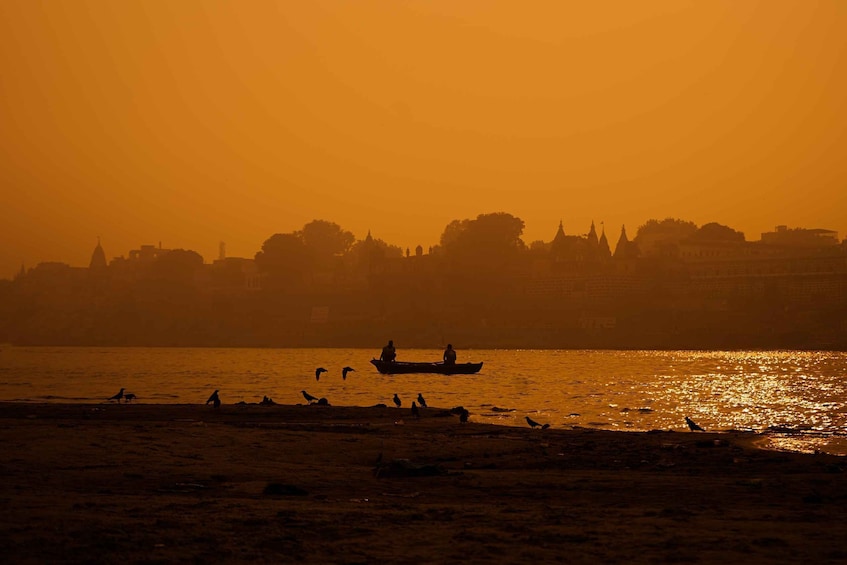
left=315, top=367, right=327, bottom=381
left=411, top=401, right=420, bottom=418
left=417, top=393, right=427, bottom=408
left=108, top=388, right=124, bottom=403
left=206, top=389, right=221, bottom=408
left=342, top=366, right=355, bottom=380
left=685, top=416, right=705, bottom=431
left=124, top=393, right=137, bottom=403
left=302, top=390, right=318, bottom=404
left=393, top=393, right=401, bottom=408
left=525, top=416, right=549, bottom=429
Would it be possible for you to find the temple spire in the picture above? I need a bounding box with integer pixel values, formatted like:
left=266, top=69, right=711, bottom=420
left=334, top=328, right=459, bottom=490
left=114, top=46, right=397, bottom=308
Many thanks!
left=89, top=237, right=107, bottom=270
left=598, top=222, right=611, bottom=258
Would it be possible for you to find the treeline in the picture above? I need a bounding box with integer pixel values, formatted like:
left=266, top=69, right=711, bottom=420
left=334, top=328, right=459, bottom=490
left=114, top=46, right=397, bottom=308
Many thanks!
left=1, top=214, right=845, bottom=350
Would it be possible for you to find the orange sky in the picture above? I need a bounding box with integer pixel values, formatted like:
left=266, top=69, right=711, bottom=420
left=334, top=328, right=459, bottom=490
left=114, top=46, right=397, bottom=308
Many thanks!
left=2, top=1, right=846, bottom=278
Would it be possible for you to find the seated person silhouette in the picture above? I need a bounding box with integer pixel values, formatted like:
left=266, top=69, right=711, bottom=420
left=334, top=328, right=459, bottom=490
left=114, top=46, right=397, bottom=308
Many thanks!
left=380, top=340, right=396, bottom=362
left=443, top=344, right=457, bottom=365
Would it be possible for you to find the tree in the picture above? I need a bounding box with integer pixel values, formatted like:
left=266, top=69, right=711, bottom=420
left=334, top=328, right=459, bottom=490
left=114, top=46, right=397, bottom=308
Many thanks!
left=347, top=235, right=403, bottom=268
left=254, top=233, right=309, bottom=288
left=440, top=212, right=526, bottom=264
left=438, top=213, right=527, bottom=306
left=296, top=220, right=355, bottom=268
left=688, top=222, right=745, bottom=242
left=634, top=218, right=698, bottom=257
left=635, top=218, right=698, bottom=241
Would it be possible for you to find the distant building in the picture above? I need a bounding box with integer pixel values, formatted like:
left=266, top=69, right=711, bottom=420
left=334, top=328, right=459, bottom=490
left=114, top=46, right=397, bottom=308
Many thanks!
left=89, top=238, right=107, bottom=270
left=761, top=225, right=839, bottom=248
left=128, top=243, right=171, bottom=262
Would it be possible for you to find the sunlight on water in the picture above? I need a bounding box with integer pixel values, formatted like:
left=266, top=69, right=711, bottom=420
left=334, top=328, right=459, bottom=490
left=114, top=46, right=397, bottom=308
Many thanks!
left=0, top=346, right=845, bottom=455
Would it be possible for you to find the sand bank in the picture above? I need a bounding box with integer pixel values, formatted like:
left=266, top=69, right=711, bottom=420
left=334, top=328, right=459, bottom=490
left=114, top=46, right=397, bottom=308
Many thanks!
left=1, top=402, right=845, bottom=563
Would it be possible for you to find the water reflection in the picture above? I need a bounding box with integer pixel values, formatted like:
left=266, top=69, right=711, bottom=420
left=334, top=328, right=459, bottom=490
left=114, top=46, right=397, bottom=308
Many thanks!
left=0, top=347, right=845, bottom=454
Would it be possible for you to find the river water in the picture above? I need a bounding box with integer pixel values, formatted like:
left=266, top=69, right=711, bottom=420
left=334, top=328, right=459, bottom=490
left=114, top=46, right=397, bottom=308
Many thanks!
left=1, top=346, right=845, bottom=455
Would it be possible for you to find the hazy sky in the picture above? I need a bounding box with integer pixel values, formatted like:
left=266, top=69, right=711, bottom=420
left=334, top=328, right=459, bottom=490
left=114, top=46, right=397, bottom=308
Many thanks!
left=2, top=1, right=846, bottom=278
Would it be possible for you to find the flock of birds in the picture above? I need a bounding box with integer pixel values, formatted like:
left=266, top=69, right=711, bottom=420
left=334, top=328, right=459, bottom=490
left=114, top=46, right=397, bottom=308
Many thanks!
left=104, top=368, right=709, bottom=432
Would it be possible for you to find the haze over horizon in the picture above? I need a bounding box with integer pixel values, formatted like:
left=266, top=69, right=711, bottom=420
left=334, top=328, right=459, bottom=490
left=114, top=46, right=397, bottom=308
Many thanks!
left=2, top=1, right=846, bottom=278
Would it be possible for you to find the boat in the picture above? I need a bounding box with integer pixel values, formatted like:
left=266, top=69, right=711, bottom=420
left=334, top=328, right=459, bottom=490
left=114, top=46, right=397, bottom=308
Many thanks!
left=370, top=359, right=483, bottom=375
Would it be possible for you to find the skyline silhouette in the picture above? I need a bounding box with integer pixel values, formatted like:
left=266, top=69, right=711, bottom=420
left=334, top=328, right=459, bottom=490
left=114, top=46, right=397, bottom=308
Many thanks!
left=4, top=214, right=842, bottom=278
left=2, top=2, right=846, bottom=281
left=2, top=213, right=844, bottom=350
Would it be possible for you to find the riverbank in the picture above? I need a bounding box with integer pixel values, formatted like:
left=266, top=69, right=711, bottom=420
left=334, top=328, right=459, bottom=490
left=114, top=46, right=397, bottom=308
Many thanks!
left=1, top=402, right=845, bottom=563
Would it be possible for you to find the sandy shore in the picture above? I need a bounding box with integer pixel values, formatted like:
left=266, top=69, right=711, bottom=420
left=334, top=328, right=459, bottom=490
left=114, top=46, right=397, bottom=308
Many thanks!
left=1, top=402, right=846, bottom=564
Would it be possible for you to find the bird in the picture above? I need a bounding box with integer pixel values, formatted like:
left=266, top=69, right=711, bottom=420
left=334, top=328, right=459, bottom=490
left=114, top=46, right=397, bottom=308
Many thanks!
left=411, top=401, right=420, bottom=418
left=123, top=392, right=137, bottom=403
left=206, top=389, right=220, bottom=408
left=315, top=367, right=327, bottom=381
left=342, top=366, right=355, bottom=380
left=685, top=416, right=705, bottom=432
left=301, top=390, right=318, bottom=404
left=417, top=393, right=427, bottom=408
left=459, top=408, right=469, bottom=423
left=108, top=388, right=124, bottom=403
left=393, top=393, right=401, bottom=408
left=526, top=416, right=546, bottom=429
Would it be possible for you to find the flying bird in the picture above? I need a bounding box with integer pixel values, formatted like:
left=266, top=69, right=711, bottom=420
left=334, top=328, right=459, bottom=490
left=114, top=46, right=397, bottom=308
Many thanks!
left=685, top=416, right=705, bottom=432
left=342, top=366, right=355, bottom=380
left=123, top=393, right=137, bottom=403
left=393, top=394, right=401, bottom=408
left=315, top=367, right=328, bottom=381
left=206, top=389, right=220, bottom=408
left=417, top=393, right=427, bottom=408
left=108, top=388, right=124, bottom=403
left=411, top=401, right=420, bottom=418
left=301, top=390, right=318, bottom=404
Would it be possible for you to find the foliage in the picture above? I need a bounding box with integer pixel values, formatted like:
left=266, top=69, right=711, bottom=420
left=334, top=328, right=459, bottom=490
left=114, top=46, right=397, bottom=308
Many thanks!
left=634, top=218, right=698, bottom=242
left=688, top=222, right=745, bottom=242
left=347, top=236, right=403, bottom=269
left=439, top=212, right=526, bottom=262
left=254, top=233, right=309, bottom=286
left=296, top=220, right=355, bottom=265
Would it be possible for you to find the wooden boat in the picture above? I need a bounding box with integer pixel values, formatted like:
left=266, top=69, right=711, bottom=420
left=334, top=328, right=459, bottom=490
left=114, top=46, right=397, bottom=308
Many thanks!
left=370, top=359, right=483, bottom=375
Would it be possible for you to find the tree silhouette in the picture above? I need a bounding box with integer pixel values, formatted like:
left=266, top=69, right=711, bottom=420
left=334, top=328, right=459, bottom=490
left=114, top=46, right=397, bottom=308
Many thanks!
left=688, top=222, right=746, bottom=242
left=296, top=220, right=355, bottom=269
left=254, top=233, right=309, bottom=288
left=634, top=218, right=698, bottom=257
left=440, top=212, right=526, bottom=265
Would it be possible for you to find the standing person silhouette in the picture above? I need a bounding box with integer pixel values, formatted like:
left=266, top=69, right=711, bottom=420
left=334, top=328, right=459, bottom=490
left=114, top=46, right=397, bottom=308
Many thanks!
left=380, top=340, right=396, bottom=363
left=443, top=344, right=457, bottom=365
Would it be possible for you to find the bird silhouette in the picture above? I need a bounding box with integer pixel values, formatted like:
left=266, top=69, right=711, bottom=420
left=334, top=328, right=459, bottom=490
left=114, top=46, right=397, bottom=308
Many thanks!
left=526, top=416, right=546, bottom=429
left=685, top=416, right=705, bottom=431
left=342, top=366, right=355, bottom=380
left=108, top=388, right=124, bottom=403
left=459, top=408, right=469, bottom=423
left=417, top=393, right=427, bottom=408
left=411, top=401, right=420, bottom=418
left=301, top=390, right=318, bottom=404
left=206, top=389, right=220, bottom=408
left=315, top=367, right=328, bottom=381
left=393, top=393, right=401, bottom=408
left=124, top=392, right=137, bottom=403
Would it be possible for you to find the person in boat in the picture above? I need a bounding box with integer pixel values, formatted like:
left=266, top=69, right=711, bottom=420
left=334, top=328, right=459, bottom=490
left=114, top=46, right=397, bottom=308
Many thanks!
left=380, top=340, right=396, bottom=363
left=443, top=343, right=457, bottom=365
